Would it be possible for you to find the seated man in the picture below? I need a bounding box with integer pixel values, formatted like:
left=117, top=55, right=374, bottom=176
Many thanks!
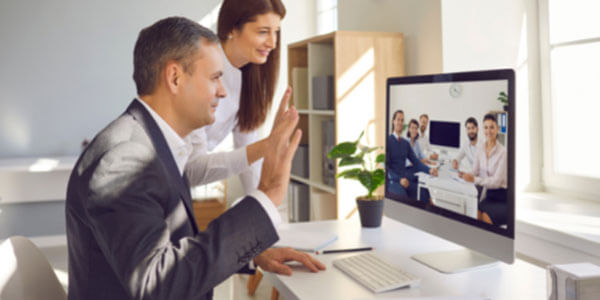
left=452, top=117, right=483, bottom=172
left=387, top=110, right=437, bottom=199
left=65, top=17, right=323, bottom=300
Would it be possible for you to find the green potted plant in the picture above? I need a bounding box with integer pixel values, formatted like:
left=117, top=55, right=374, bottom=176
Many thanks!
left=497, top=91, right=508, bottom=111
left=327, top=131, right=385, bottom=227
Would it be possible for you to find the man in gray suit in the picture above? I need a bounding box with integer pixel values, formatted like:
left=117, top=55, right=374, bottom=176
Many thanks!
left=66, top=17, right=323, bottom=300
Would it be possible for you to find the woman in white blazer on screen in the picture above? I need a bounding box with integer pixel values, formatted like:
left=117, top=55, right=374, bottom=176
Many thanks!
left=185, top=0, right=290, bottom=192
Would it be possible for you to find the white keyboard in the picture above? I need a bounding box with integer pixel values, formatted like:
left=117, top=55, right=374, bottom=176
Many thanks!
left=333, top=252, right=420, bottom=293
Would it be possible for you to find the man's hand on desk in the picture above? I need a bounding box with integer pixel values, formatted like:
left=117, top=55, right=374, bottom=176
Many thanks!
left=451, top=159, right=459, bottom=170
left=400, top=178, right=409, bottom=188
left=254, top=247, right=326, bottom=276
left=458, top=171, right=474, bottom=183
left=429, top=167, right=438, bottom=177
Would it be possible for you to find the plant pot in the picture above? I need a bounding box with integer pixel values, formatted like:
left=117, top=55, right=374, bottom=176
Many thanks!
left=356, top=196, right=384, bottom=228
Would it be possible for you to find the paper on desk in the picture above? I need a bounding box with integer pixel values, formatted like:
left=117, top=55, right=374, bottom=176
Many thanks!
left=274, top=228, right=337, bottom=252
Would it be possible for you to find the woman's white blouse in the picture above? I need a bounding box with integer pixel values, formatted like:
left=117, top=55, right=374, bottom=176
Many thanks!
left=186, top=45, right=262, bottom=193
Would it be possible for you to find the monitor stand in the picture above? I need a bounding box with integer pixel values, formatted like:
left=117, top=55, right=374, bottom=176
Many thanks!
left=412, top=249, right=498, bottom=274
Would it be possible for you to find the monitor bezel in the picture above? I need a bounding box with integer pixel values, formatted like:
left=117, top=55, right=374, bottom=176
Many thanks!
left=385, top=69, right=515, bottom=240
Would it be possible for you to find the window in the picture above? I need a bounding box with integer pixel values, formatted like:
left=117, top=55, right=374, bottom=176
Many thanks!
left=316, top=0, right=337, bottom=34
left=539, top=0, right=600, bottom=199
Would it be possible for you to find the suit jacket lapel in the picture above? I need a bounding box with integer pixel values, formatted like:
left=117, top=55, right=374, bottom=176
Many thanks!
left=125, top=99, right=199, bottom=234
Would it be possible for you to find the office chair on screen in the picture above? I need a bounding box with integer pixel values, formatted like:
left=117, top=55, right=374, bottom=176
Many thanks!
left=0, top=236, right=67, bottom=300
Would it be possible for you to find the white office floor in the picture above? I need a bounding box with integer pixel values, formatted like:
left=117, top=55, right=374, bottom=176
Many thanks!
left=40, top=245, right=281, bottom=300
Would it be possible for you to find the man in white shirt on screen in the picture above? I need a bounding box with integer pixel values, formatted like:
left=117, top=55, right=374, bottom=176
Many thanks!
left=452, top=117, right=483, bottom=172
left=417, top=114, right=439, bottom=161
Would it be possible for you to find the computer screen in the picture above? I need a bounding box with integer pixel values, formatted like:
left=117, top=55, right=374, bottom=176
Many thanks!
left=384, top=69, right=515, bottom=273
left=429, top=120, right=460, bottom=148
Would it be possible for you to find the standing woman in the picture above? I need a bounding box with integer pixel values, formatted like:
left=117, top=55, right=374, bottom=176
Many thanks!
left=186, top=0, right=287, bottom=192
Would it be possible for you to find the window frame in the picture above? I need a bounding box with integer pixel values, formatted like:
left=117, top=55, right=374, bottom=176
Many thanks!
left=538, top=0, right=600, bottom=201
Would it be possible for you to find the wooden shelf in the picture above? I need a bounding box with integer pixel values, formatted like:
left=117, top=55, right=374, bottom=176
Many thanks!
left=296, top=109, right=335, bottom=116
left=290, top=175, right=336, bottom=194
left=288, top=31, right=405, bottom=220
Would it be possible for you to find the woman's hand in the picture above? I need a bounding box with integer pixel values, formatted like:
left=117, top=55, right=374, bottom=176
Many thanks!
left=459, top=171, right=475, bottom=183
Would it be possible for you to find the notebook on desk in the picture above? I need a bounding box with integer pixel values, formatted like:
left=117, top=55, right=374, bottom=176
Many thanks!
left=274, top=228, right=337, bottom=252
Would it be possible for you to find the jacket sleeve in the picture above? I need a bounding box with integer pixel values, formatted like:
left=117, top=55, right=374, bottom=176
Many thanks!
left=406, top=143, right=430, bottom=180
left=84, top=142, right=278, bottom=300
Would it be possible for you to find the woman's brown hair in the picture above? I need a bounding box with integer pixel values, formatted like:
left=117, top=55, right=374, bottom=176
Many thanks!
left=217, top=0, right=286, bottom=132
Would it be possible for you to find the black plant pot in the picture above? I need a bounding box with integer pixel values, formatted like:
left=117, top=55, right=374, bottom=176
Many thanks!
left=356, top=198, right=384, bottom=228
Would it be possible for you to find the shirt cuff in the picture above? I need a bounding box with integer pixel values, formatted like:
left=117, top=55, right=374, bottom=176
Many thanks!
left=248, top=260, right=256, bottom=270
left=232, top=190, right=282, bottom=228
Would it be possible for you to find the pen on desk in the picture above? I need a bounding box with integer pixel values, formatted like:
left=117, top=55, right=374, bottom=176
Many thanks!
left=318, top=247, right=373, bottom=254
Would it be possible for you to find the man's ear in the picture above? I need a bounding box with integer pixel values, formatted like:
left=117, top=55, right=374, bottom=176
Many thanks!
left=164, top=61, right=182, bottom=94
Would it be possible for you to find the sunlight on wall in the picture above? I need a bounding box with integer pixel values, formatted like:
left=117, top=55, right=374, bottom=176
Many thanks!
left=0, top=104, right=31, bottom=154
left=336, top=48, right=376, bottom=218
left=316, top=0, right=337, bottom=34
left=338, top=48, right=374, bottom=101
left=516, top=13, right=531, bottom=192
left=28, top=158, right=59, bottom=173
left=0, top=240, right=18, bottom=292
left=54, top=268, right=69, bottom=291
left=198, top=2, right=221, bottom=31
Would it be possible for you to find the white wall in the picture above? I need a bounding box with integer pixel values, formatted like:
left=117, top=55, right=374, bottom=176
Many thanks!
left=337, top=0, right=443, bottom=76
left=441, top=0, right=542, bottom=192
left=0, top=0, right=224, bottom=239
left=389, top=80, right=507, bottom=150
left=0, top=0, right=222, bottom=159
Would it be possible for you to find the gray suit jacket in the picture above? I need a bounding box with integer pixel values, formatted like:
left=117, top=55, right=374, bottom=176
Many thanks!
left=66, top=100, right=278, bottom=300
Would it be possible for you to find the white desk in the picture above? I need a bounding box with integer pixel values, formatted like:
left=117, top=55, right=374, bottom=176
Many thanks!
left=265, top=217, right=546, bottom=299
left=416, top=160, right=478, bottom=219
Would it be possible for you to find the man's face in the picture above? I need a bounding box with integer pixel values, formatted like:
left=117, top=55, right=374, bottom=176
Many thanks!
left=466, top=122, right=478, bottom=141
left=175, top=42, right=226, bottom=131
left=419, top=116, right=428, bottom=133
left=393, top=112, right=404, bottom=134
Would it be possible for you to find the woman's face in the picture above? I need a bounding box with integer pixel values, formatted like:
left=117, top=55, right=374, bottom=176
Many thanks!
left=230, top=12, right=281, bottom=66
left=393, top=113, right=404, bottom=134
left=409, top=122, right=419, bottom=139
left=483, top=119, right=498, bottom=143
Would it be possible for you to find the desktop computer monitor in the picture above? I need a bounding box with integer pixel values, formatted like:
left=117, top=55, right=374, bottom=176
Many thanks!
left=429, top=120, right=460, bottom=148
left=384, top=69, right=515, bottom=273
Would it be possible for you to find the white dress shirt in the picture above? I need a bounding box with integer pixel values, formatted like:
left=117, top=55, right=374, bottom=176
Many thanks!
left=417, top=132, right=433, bottom=157
left=472, top=141, right=507, bottom=189
left=454, top=137, right=484, bottom=172
left=188, top=44, right=262, bottom=193
left=136, top=98, right=281, bottom=227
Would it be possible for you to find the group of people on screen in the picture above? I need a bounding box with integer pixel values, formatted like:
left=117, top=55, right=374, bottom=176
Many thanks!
left=387, top=110, right=508, bottom=226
